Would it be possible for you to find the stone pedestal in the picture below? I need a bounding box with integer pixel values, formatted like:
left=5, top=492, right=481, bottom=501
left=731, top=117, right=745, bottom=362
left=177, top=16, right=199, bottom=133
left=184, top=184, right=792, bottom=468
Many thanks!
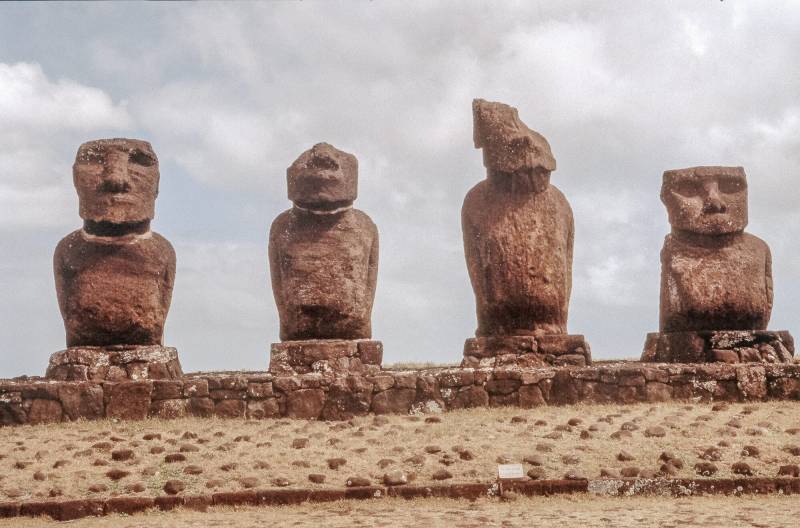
left=461, top=334, right=591, bottom=368
left=269, top=339, right=383, bottom=376
left=47, top=345, right=183, bottom=381
left=641, top=330, right=795, bottom=363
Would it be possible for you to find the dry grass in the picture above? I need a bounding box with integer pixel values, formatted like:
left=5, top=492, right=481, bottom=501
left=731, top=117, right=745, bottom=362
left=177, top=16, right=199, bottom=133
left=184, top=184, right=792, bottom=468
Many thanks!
left=2, top=495, right=800, bottom=527
left=0, top=402, right=798, bottom=503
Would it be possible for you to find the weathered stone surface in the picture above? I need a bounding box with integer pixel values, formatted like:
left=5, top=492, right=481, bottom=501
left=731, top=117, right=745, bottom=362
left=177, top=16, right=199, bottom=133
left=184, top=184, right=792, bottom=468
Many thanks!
left=26, top=399, right=63, bottom=424
left=286, top=389, right=325, bottom=419
left=269, top=340, right=382, bottom=375
left=55, top=140, right=175, bottom=348
left=371, top=388, right=416, bottom=415
left=644, top=167, right=790, bottom=364
left=47, top=346, right=182, bottom=381
left=270, top=143, right=378, bottom=342
left=104, top=381, right=153, bottom=420
left=643, top=330, right=794, bottom=364
left=463, top=334, right=590, bottom=368
left=58, top=383, right=104, bottom=420
left=463, top=99, right=587, bottom=363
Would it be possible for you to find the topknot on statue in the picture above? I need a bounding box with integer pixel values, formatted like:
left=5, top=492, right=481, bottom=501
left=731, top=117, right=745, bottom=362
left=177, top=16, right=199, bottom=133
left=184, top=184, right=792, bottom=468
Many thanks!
left=472, top=98, right=556, bottom=174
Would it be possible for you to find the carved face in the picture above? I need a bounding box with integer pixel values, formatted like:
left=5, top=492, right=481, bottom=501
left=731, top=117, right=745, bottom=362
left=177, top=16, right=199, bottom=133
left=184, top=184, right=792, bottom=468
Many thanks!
left=287, top=143, right=357, bottom=208
left=74, top=139, right=159, bottom=224
left=661, top=166, right=748, bottom=235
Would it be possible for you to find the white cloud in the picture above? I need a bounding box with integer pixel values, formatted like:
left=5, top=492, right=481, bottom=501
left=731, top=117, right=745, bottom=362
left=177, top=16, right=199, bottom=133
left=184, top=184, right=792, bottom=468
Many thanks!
left=0, top=62, right=131, bottom=230
left=1, top=2, right=800, bottom=375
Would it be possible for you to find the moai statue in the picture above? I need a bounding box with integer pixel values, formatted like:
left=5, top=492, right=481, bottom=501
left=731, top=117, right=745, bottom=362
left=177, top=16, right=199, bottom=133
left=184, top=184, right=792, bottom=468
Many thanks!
left=268, top=143, right=382, bottom=375
left=642, top=166, right=794, bottom=363
left=48, top=139, right=182, bottom=381
left=461, top=99, right=590, bottom=368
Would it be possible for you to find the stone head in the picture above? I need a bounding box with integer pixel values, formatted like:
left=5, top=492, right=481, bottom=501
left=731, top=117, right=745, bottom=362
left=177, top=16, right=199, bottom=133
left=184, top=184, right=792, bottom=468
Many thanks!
left=287, top=143, right=358, bottom=209
left=661, top=166, right=748, bottom=235
left=473, top=98, right=556, bottom=192
left=73, top=138, right=159, bottom=224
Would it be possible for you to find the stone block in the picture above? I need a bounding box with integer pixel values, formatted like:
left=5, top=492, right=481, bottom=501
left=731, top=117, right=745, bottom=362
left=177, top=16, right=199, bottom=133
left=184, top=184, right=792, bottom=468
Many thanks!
left=26, top=399, right=63, bottom=424
left=214, top=400, right=246, bottom=418
left=286, top=389, right=325, bottom=419
left=371, top=388, right=416, bottom=415
left=58, top=383, right=104, bottom=421
left=150, top=399, right=189, bottom=419
left=642, top=330, right=795, bottom=364
left=47, top=346, right=182, bottom=381
left=270, top=340, right=383, bottom=375
left=246, top=398, right=281, bottom=419
left=104, top=381, right=153, bottom=420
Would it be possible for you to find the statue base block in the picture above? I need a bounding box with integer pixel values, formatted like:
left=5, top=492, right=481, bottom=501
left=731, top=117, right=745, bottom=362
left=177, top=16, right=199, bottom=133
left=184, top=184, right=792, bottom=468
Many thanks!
left=46, top=345, right=183, bottom=381
left=642, top=330, right=795, bottom=363
left=461, top=334, right=591, bottom=368
left=269, top=339, right=383, bottom=375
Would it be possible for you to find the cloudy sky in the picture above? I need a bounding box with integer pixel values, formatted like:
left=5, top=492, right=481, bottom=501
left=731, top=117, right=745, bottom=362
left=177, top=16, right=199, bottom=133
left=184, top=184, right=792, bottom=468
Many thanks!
left=1, top=1, right=798, bottom=377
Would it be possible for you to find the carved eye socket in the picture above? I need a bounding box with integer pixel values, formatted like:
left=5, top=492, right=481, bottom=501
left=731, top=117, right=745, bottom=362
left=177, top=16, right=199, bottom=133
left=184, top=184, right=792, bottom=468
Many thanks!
left=673, top=180, right=701, bottom=198
left=718, top=176, right=746, bottom=194
left=129, top=149, right=156, bottom=167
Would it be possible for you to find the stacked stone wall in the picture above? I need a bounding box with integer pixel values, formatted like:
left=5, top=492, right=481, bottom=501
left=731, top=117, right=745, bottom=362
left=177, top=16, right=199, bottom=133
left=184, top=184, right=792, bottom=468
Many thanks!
left=2, top=362, right=799, bottom=426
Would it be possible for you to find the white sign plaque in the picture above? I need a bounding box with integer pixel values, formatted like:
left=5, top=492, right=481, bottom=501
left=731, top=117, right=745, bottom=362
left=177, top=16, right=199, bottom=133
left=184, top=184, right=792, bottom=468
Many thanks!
left=498, top=464, right=525, bottom=480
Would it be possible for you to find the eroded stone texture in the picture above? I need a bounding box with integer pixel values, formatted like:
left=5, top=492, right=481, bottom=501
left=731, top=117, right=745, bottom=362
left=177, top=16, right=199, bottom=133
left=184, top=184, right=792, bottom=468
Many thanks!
left=269, top=340, right=383, bottom=376
left=269, top=143, right=380, bottom=372
left=270, top=143, right=378, bottom=341
left=462, top=99, right=588, bottom=364
left=643, top=166, right=793, bottom=363
left=51, top=139, right=179, bottom=379
left=47, top=345, right=183, bottom=381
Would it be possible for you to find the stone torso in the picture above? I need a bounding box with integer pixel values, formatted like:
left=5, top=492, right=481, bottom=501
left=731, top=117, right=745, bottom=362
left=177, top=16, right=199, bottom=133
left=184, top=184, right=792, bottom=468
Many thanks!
left=660, top=232, right=772, bottom=332
left=269, top=208, right=378, bottom=340
left=54, top=230, right=176, bottom=347
left=462, top=181, right=574, bottom=336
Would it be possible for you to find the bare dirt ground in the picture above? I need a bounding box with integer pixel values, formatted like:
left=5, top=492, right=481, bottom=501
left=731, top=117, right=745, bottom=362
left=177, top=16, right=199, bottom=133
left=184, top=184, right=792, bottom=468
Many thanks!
left=1, top=402, right=798, bottom=502
left=2, top=495, right=800, bottom=527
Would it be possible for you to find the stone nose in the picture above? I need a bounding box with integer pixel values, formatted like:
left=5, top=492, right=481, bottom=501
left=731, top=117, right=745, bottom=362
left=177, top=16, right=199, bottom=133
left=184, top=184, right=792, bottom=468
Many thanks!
left=98, top=155, right=131, bottom=193
left=702, top=183, right=727, bottom=214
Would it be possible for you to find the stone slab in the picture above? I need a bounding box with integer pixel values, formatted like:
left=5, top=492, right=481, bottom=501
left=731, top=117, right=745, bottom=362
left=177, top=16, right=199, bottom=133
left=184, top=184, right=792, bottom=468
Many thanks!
left=46, top=345, right=182, bottom=381
left=642, top=330, right=795, bottom=364
left=269, top=340, right=383, bottom=375
left=462, top=335, right=591, bottom=368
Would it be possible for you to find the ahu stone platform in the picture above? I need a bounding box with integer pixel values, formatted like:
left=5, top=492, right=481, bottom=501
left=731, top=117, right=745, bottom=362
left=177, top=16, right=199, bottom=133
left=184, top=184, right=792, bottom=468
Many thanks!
left=2, top=361, right=800, bottom=426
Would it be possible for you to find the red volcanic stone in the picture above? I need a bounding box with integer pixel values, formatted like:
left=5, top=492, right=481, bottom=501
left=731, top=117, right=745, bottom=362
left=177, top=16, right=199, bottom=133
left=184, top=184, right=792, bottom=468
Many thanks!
left=54, top=139, right=175, bottom=348
left=659, top=167, right=769, bottom=333
left=106, top=469, right=130, bottom=481
left=286, top=389, right=325, bottom=419
left=308, top=474, right=326, bottom=484
left=27, top=399, right=63, bottom=425
left=345, top=476, right=371, bottom=488
left=105, top=497, right=155, bottom=515
left=165, top=453, right=187, bottom=463
left=694, top=462, right=718, bottom=476
left=270, top=143, right=378, bottom=341
left=163, top=480, right=186, bottom=495
left=327, top=458, right=347, bottom=470
left=111, top=449, right=134, bottom=461
left=371, top=388, right=415, bottom=415
left=432, top=469, right=453, bottom=481
left=644, top=426, right=666, bottom=438
left=58, top=383, right=104, bottom=420
left=464, top=99, right=574, bottom=339
left=105, top=381, right=153, bottom=420
left=778, top=465, right=800, bottom=477
left=732, top=461, right=754, bottom=476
